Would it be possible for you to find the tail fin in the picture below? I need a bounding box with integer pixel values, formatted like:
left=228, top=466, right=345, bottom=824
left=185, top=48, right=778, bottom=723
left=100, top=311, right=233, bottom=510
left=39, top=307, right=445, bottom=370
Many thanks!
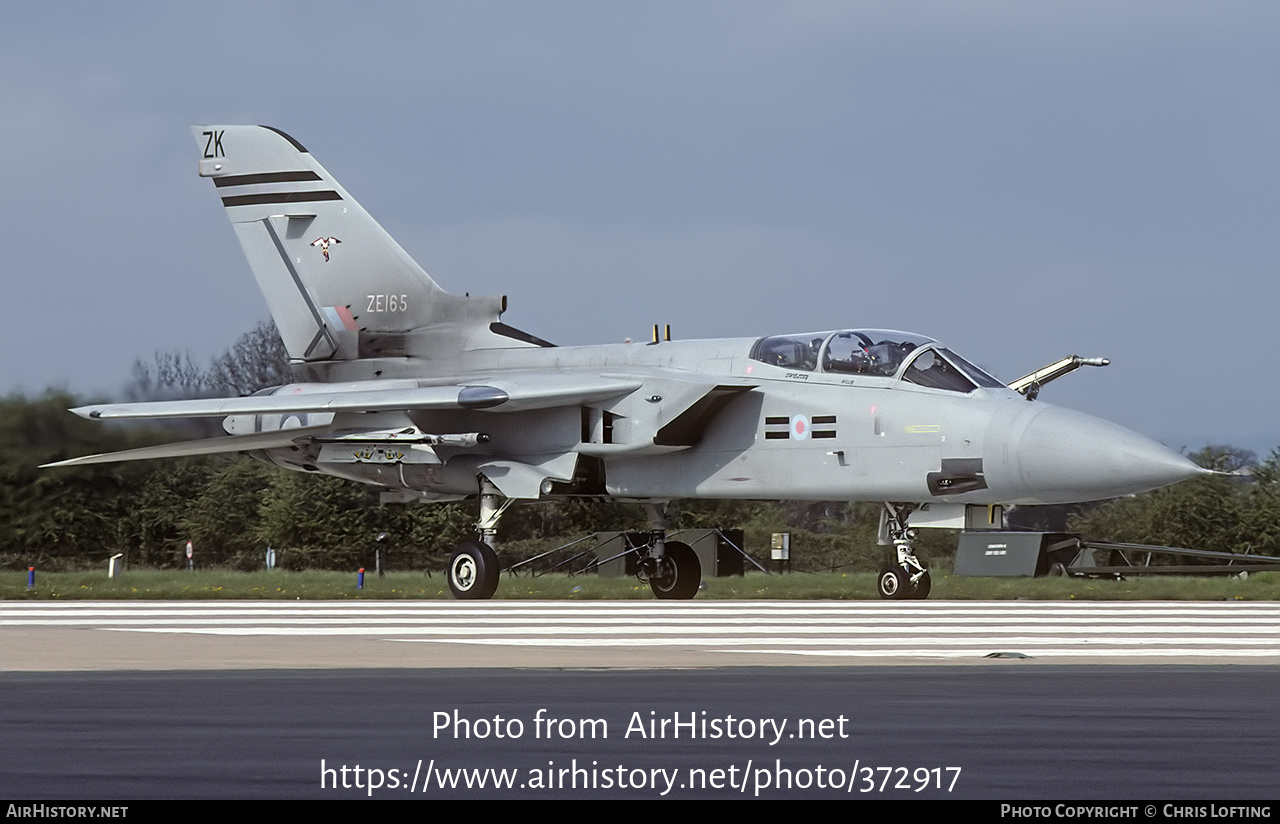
left=193, top=125, right=514, bottom=362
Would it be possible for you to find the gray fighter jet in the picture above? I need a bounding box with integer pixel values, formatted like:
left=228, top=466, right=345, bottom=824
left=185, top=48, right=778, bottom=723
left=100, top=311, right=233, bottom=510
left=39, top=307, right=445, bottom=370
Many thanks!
left=48, top=126, right=1206, bottom=600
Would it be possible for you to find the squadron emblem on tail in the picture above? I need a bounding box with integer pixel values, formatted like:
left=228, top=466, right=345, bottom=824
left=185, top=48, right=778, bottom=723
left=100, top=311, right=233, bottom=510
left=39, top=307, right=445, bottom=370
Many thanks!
left=310, top=236, right=341, bottom=262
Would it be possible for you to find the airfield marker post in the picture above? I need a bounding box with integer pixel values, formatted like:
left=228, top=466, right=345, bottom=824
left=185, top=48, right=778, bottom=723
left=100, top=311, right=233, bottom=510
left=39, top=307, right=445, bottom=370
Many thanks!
left=771, top=533, right=791, bottom=574
left=376, top=532, right=389, bottom=578
left=26, top=567, right=34, bottom=589
left=357, top=568, right=365, bottom=590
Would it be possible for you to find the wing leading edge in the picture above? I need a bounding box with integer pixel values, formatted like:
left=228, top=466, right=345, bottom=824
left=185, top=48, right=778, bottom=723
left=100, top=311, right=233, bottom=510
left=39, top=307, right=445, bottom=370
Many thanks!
left=41, top=426, right=331, bottom=468
left=50, top=376, right=644, bottom=468
left=70, top=377, right=643, bottom=421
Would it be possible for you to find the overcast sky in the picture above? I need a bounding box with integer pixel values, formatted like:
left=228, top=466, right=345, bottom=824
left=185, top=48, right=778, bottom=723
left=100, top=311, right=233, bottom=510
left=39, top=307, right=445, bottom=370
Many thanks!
left=3, top=2, right=1278, bottom=456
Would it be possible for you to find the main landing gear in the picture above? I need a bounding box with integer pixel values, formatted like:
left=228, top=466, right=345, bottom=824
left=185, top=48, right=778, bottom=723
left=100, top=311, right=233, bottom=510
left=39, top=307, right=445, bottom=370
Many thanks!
left=646, top=541, right=701, bottom=599
left=638, top=503, right=702, bottom=600
left=447, top=475, right=512, bottom=600
left=877, top=502, right=932, bottom=600
left=444, top=481, right=705, bottom=601
left=448, top=539, right=500, bottom=600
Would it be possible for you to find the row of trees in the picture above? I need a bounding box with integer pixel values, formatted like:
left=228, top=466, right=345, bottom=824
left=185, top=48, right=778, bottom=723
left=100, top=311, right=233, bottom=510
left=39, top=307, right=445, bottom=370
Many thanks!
left=0, top=391, right=478, bottom=571
left=0, top=389, right=895, bottom=572
left=1, top=324, right=899, bottom=572
left=8, top=387, right=1275, bottom=574
left=0, top=385, right=918, bottom=572
left=1066, top=446, right=1280, bottom=557
left=3, top=323, right=1277, bottom=572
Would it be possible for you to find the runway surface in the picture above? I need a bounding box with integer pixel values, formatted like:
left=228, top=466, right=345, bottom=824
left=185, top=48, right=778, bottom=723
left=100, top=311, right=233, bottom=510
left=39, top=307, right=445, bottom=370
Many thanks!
left=3, top=600, right=1278, bottom=670
left=3, top=666, right=1278, bottom=799
left=6, top=601, right=1277, bottom=799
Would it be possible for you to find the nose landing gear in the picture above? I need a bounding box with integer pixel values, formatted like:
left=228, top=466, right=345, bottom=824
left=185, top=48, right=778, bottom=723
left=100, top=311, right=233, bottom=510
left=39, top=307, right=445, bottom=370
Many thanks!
left=878, top=502, right=932, bottom=600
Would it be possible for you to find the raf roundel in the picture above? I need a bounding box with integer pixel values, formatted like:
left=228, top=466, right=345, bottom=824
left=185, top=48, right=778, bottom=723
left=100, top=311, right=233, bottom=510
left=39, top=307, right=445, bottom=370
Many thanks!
left=790, top=414, right=809, bottom=441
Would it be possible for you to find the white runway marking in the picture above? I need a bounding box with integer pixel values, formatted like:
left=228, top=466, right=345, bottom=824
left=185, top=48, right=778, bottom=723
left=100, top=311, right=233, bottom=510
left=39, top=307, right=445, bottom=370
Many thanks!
left=3, top=601, right=1278, bottom=661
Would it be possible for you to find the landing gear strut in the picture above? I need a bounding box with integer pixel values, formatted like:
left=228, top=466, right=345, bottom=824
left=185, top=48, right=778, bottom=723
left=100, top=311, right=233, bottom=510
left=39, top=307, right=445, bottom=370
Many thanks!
left=446, top=475, right=512, bottom=600
left=878, top=502, right=931, bottom=600
left=639, top=503, right=702, bottom=599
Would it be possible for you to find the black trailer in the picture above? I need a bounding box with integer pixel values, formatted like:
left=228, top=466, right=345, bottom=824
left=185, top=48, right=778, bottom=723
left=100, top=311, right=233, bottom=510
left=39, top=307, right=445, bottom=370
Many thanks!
left=955, top=530, right=1280, bottom=578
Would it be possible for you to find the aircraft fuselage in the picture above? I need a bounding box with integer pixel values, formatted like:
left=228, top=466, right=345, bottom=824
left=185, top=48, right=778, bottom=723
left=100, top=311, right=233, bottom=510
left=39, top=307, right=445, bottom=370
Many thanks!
left=238, top=333, right=1200, bottom=509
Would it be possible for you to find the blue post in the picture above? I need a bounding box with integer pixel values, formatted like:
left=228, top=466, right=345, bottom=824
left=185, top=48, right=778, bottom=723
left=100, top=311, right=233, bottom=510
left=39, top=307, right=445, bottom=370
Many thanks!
left=357, top=568, right=365, bottom=590
left=27, top=567, right=34, bottom=590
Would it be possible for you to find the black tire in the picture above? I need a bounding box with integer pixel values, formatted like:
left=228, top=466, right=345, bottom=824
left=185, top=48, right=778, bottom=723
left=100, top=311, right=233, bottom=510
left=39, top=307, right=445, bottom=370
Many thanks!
left=448, top=540, right=499, bottom=600
left=650, top=541, right=701, bottom=600
left=877, top=566, right=910, bottom=600
left=909, top=569, right=932, bottom=599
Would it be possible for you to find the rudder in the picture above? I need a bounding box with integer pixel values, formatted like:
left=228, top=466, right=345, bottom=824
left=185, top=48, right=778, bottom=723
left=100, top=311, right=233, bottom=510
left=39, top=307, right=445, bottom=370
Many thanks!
left=193, top=125, right=455, bottom=362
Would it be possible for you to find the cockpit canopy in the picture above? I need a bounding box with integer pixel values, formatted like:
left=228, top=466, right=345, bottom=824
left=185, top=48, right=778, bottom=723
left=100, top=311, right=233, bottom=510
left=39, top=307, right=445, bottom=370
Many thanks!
left=749, top=329, right=1005, bottom=394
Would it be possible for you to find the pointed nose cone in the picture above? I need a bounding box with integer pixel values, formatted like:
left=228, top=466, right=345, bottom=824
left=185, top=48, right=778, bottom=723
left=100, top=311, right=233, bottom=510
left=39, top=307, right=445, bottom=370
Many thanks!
left=1005, top=406, right=1206, bottom=504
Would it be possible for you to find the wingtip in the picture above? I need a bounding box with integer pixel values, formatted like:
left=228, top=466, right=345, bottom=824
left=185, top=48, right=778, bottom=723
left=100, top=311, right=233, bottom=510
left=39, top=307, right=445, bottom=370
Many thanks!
left=40, top=456, right=87, bottom=469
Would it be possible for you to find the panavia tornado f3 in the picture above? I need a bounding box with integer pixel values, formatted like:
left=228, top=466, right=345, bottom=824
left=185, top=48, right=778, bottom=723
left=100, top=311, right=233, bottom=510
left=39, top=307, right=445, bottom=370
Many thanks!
left=49, top=125, right=1206, bottom=600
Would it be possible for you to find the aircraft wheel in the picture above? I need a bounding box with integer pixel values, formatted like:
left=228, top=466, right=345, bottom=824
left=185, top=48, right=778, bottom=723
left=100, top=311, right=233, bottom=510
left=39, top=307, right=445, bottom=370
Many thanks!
left=650, top=541, right=701, bottom=600
left=909, top=569, right=932, bottom=599
left=877, top=566, right=911, bottom=600
left=448, top=540, right=499, bottom=600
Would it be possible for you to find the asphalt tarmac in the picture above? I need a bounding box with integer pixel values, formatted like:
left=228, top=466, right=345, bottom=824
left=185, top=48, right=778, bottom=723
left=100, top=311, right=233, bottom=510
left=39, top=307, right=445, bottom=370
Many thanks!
left=2, top=601, right=1277, bottom=800
left=2, top=666, right=1278, bottom=800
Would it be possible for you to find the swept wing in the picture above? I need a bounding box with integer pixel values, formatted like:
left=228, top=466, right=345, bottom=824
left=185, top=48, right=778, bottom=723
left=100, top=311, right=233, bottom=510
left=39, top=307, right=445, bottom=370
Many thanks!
left=71, top=376, right=642, bottom=420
